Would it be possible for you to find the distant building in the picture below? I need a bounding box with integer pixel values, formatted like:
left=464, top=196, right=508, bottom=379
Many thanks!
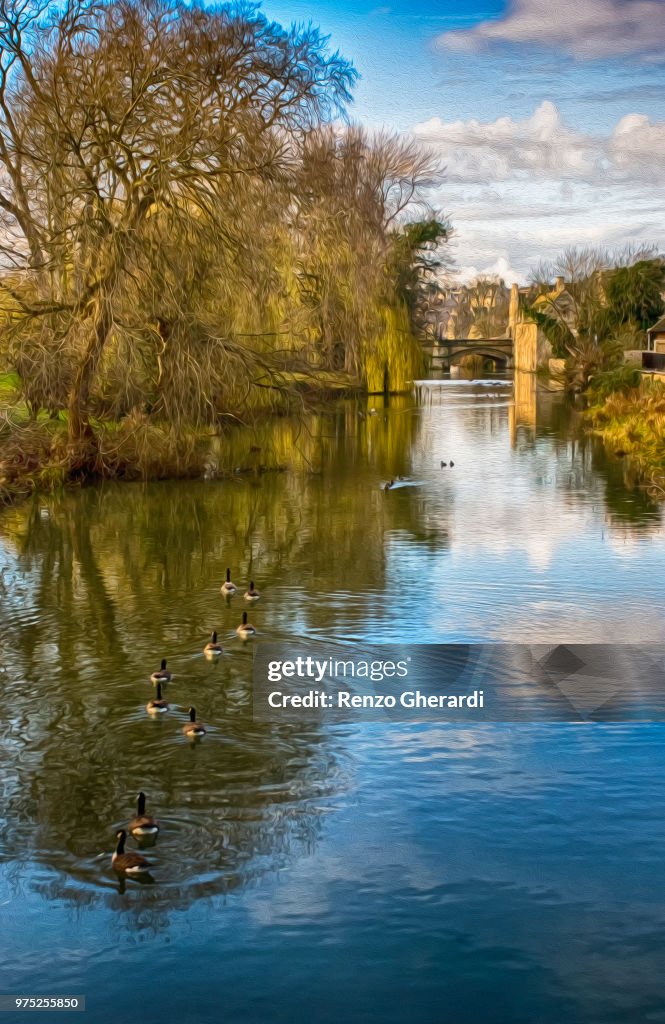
left=647, top=315, right=665, bottom=353
left=435, top=280, right=510, bottom=340
left=530, top=277, right=577, bottom=334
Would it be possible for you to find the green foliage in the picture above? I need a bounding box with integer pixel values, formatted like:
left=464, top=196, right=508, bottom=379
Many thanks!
left=587, top=364, right=642, bottom=403
left=522, top=305, right=573, bottom=358
left=604, top=260, right=665, bottom=334
left=0, top=371, right=19, bottom=402
left=392, top=219, right=450, bottom=316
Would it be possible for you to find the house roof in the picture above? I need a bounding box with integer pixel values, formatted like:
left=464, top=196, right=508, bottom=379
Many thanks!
left=533, top=286, right=573, bottom=306
left=647, top=315, right=665, bottom=334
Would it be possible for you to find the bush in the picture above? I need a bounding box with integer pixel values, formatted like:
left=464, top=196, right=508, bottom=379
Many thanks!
left=587, top=364, right=641, bottom=402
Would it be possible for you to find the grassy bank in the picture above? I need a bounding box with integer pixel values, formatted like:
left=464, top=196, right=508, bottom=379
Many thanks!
left=0, top=368, right=371, bottom=506
left=587, top=376, right=665, bottom=497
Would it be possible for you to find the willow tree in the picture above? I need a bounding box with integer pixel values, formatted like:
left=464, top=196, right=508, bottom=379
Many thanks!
left=0, top=0, right=355, bottom=457
left=293, top=126, right=446, bottom=391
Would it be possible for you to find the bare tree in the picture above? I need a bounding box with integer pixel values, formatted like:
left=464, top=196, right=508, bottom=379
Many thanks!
left=0, top=0, right=355, bottom=457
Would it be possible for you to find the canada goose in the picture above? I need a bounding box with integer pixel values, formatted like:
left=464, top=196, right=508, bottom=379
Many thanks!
left=183, top=706, right=206, bottom=737
left=146, top=682, right=169, bottom=714
left=440, top=461, right=447, bottom=468
left=244, top=581, right=260, bottom=602
left=150, top=659, right=171, bottom=684
left=450, top=460, right=455, bottom=468
left=127, top=792, right=159, bottom=837
left=203, top=630, right=223, bottom=657
left=236, top=611, right=256, bottom=638
left=220, top=568, right=237, bottom=595
left=112, top=829, right=152, bottom=875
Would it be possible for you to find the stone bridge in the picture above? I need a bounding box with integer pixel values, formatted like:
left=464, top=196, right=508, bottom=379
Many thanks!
left=424, top=336, right=514, bottom=370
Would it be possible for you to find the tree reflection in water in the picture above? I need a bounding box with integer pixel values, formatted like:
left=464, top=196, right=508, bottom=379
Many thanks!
left=0, top=391, right=662, bottom=932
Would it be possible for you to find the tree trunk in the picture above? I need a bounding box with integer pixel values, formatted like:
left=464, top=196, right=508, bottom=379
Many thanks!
left=67, top=299, right=113, bottom=466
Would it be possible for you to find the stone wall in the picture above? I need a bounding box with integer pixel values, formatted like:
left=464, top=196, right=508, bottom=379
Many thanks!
left=514, top=322, right=540, bottom=371
left=510, top=284, right=552, bottom=372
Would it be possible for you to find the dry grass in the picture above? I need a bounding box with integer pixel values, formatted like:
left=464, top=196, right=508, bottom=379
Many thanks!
left=92, top=414, right=210, bottom=481
left=0, top=417, right=67, bottom=504
left=587, top=377, right=665, bottom=496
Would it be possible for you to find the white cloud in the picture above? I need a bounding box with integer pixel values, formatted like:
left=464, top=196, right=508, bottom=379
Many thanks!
left=414, top=100, right=665, bottom=185
left=454, top=254, right=525, bottom=286
left=414, top=101, right=600, bottom=182
left=410, top=102, right=665, bottom=280
left=438, top=0, right=665, bottom=61
left=610, top=112, right=665, bottom=176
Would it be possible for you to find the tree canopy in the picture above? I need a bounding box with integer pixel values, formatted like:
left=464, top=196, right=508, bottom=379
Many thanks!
left=0, top=0, right=447, bottom=468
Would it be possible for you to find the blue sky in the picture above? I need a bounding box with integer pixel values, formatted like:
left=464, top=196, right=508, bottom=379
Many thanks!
left=264, top=0, right=665, bottom=282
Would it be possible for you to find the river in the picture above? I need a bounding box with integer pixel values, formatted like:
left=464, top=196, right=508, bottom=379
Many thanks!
left=1, top=375, right=665, bottom=1023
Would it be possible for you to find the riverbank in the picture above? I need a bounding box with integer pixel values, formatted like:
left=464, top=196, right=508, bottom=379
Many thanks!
left=0, top=369, right=367, bottom=506
left=586, top=375, right=665, bottom=497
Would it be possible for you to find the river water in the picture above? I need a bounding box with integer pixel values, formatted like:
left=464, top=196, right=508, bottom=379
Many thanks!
left=1, top=376, right=665, bottom=1023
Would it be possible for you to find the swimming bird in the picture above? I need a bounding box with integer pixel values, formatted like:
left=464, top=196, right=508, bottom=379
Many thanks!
left=244, top=581, right=260, bottom=602
left=440, top=461, right=447, bottom=468
left=183, top=706, right=206, bottom=738
left=450, top=460, right=455, bottom=468
left=150, top=659, right=171, bottom=684
left=112, top=829, right=152, bottom=875
left=127, top=792, right=159, bottom=837
left=146, top=682, right=169, bottom=714
left=236, top=611, right=257, bottom=638
left=220, top=568, right=237, bottom=595
left=203, top=630, right=223, bottom=658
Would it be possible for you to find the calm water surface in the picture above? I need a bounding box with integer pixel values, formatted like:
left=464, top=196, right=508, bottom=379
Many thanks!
left=1, top=377, right=665, bottom=1023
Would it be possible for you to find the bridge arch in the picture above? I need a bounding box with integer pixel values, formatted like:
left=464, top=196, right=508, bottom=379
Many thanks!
left=447, top=346, right=511, bottom=363
left=426, top=337, right=513, bottom=371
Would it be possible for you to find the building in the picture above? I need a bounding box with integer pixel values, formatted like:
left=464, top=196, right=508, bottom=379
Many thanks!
left=647, top=315, right=665, bottom=353
left=530, top=277, right=577, bottom=334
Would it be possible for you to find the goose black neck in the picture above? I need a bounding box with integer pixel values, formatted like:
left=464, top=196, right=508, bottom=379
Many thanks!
left=137, top=792, right=146, bottom=815
left=242, top=612, right=248, bottom=624
left=160, top=658, right=167, bottom=671
left=189, top=707, right=196, bottom=722
left=116, top=831, right=126, bottom=855
left=226, top=568, right=231, bottom=582
left=211, top=631, right=217, bottom=643
left=156, top=683, right=162, bottom=700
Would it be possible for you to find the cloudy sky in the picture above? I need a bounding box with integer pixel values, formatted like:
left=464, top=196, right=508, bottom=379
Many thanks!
left=265, top=0, right=665, bottom=283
